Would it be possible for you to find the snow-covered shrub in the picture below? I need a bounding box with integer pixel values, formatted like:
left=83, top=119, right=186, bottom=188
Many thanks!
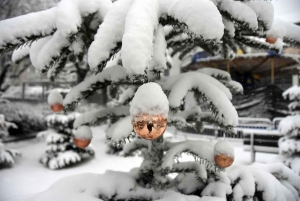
left=0, top=101, right=48, bottom=135
left=38, top=112, right=94, bottom=170
left=0, top=114, right=21, bottom=168
left=279, top=86, right=300, bottom=175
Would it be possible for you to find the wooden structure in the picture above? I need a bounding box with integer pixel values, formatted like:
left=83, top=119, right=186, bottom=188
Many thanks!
left=182, top=52, right=300, bottom=85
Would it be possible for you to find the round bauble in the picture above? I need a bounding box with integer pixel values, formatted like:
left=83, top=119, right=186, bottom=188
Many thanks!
left=74, top=125, right=93, bottom=149
left=132, top=113, right=167, bottom=140
left=48, top=90, right=64, bottom=113
left=266, top=36, right=277, bottom=44
left=50, top=103, right=64, bottom=113
left=214, top=140, right=234, bottom=168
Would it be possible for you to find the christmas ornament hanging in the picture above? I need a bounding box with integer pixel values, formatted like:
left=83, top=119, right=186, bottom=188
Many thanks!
left=74, top=125, right=93, bottom=149
left=132, top=113, right=167, bottom=140
left=266, top=36, right=277, bottom=44
left=48, top=91, right=64, bottom=113
left=130, top=82, right=169, bottom=140
left=214, top=140, right=235, bottom=168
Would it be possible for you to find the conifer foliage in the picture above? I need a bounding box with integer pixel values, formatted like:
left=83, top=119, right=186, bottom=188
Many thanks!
left=1, top=0, right=300, bottom=200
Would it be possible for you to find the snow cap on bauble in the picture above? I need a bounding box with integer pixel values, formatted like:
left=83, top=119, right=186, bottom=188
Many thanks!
left=74, top=125, right=93, bottom=140
left=47, top=90, right=63, bottom=105
left=214, top=140, right=234, bottom=157
left=130, top=82, right=169, bottom=118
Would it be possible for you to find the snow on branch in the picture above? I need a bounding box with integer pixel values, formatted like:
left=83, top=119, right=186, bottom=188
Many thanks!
left=88, top=0, right=134, bottom=72
left=0, top=142, right=21, bottom=167
left=162, top=140, right=219, bottom=171
left=162, top=72, right=238, bottom=127
left=244, top=1, right=274, bottom=30
left=11, top=46, right=30, bottom=64
left=219, top=0, right=258, bottom=31
left=197, top=68, right=231, bottom=81
left=278, top=115, right=300, bottom=136
left=123, top=138, right=149, bottom=157
left=121, top=0, right=160, bottom=75
left=106, top=116, right=135, bottom=145
left=63, top=65, right=128, bottom=110
left=73, top=106, right=130, bottom=128
left=283, top=86, right=300, bottom=101
left=0, top=8, right=57, bottom=55
left=36, top=31, right=71, bottom=72
left=171, top=162, right=208, bottom=182
left=159, top=0, right=224, bottom=41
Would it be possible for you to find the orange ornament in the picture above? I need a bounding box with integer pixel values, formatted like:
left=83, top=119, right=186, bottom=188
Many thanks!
left=266, top=36, right=277, bottom=44
left=214, top=154, right=234, bottom=168
left=50, top=103, right=64, bottom=113
left=132, top=114, right=167, bottom=140
left=74, top=138, right=91, bottom=149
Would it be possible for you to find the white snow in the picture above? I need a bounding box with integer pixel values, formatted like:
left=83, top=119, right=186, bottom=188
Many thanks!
left=130, top=82, right=169, bottom=119
left=69, top=35, right=84, bottom=55
left=159, top=0, right=224, bottom=40
left=12, top=46, right=30, bottom=63
left=106, top=116, right=133, bottom=143
left=149, top=25, right=167, bottom=72
left=47, top=90, right=63, bottom=105
left=64, top=65, right=127, bottom=107
left=197, top=68, right=231, bottom=81
left=36, top=30, right=70, bottom=70
left=88, top=0, right=134, bottom=71
left=283, top=85, right=300, bottom=100
left=74, top=125, right=93, bottom=140
left=29, top=36, right=52, bottom=69
left=267, top=19, right=300, bottom=42
left=278, top=115, right=300, bottom=135
left=214, top=140, right=235, bottom=157
left=0, top=8, right=56, bottom=49
left=219, top=0, right=258, bottom=30
left=163, top=72, right=238, bottom=126
left=73, top=106, right=130, bottom=128
left=245, top=1, right=274, bottom=30
left=121, top=0, right=160, bottom=75
left=222, top=18, right=235, bottom=37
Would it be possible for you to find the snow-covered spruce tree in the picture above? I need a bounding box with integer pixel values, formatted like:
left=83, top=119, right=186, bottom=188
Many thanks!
left=37, top=90, right=94, bottom=170
left=0, top=114, right=21, bottom=168
left=1, top=0, right=300, bottom=200
left=278, top=85, right=300, bottom=175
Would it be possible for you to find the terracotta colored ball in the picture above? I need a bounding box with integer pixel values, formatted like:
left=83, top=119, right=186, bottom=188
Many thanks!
left=50, top=103, right=64, bottom=113
left=74, top=138, right=91, bottom=149
left=132, top=113, right=167, bottom=140
left=266, top=37, right=277, bottom=44
left=214, top=154, right=234, bottom=168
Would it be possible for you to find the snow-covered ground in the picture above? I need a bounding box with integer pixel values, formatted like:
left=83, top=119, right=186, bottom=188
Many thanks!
left=0, top=125, right=281, bottom=201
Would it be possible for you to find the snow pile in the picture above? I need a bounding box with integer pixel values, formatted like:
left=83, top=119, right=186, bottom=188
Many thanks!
left=48, top=151, right=81, bottom=170
left=74, top=125, right=93, bottom=140
left=0, top=142, right=21, bottom=167
left=197, top=68, right=231, bottom=81
left=279, top=136, right=300, bottom=155
left=222, top=18, right=235, bottom=37
left=267, top=19, right=300, bottom=43
left=47, top=90, right=63, bottom=105
left=130, top=82, right=169, bottom=119
left=29, top=36, right=52, bottom=68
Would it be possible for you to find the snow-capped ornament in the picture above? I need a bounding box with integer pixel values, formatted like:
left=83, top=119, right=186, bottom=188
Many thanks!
left=74, top=126, right=93, bottom=149
left=48, top=91, right=64, bottom=113
left=214, top=140, right=235, bottom=168
left=266, top=36, right=277, bottom=44
left=130, top=83, right=169, bottom=140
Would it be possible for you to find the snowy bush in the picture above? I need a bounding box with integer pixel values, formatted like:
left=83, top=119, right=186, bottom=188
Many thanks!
left=0, top=101, right=48, bottom=135
left=279, top=86, right=300, bottom=175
